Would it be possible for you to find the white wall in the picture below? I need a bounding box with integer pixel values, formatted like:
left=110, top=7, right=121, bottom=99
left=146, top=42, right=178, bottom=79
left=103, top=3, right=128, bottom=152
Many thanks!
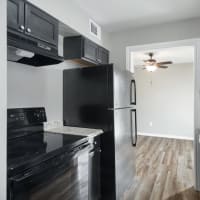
left=0, top=0, right=7, bottom=199
left=7, top=0, right=112, bottom=123
left=7, top=36, right=85, bottom=121
left=8, top=62, right=68, bottom=122
left=29, top=0, right=111, bottom=49
left=110, top=18, right=200, bottom=69
left=135, top=63, right=194, bottom=139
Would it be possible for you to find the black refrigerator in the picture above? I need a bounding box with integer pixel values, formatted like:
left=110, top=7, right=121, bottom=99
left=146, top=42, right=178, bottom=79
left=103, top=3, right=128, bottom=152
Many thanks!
left=63, top=64, right=137, bottom=200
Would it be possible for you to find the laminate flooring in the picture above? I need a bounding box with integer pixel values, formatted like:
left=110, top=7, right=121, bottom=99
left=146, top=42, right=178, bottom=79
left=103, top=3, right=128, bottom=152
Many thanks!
left=125, top=136, right=200, bottom=200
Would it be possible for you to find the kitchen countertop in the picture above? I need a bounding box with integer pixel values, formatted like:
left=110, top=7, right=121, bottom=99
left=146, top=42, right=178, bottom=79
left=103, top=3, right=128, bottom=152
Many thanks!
left=48, top=126, right=103, bottom=137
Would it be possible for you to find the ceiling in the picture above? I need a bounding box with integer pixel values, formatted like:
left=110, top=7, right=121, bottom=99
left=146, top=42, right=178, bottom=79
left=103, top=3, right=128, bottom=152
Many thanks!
left=132, top=46, right=194, bottom=67
left=74, top=0, right=200, bottom=32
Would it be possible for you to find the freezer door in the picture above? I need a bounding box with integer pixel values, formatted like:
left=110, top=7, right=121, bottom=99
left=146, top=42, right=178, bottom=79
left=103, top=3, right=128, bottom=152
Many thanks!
left=113, top=67, right=134, bottom=108
left=114, top=108, right=136, bottom=200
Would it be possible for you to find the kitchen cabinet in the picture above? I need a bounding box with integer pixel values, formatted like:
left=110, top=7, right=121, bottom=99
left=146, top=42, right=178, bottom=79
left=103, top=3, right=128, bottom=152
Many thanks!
left=25, top=2, right=58, bottom=46
left=7, top=0, right=25, bottom=33
left=64, top=36, right=109, bottom=65
left=97, top=46, right=109, bottom=64
left=7, top=0, right=58, bottom=47
left=89, top=136, right=101, bottom=200
left=84, top=38, right=99, bottom=62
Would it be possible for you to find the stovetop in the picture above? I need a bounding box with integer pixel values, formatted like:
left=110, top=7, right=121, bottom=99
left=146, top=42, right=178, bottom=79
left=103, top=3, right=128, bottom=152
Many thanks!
left=7, top=131, right=88, bottom=177
left=7, top=107, right=90, bottom=177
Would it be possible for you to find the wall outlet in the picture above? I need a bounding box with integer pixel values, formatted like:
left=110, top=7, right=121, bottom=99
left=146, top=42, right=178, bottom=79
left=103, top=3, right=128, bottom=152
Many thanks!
left=149, top=122, right=153, bottom=127
left=44, top=120, right=63, bottom=131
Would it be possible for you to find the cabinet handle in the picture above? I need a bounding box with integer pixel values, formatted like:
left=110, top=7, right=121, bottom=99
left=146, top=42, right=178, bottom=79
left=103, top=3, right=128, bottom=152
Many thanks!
left=19, top=25, right=25, bottom=31
left=26, top=28, right=32, bottom=33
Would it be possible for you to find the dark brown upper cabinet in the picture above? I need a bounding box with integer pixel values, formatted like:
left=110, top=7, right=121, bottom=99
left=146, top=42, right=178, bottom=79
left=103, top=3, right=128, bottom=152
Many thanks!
left=25, top=2, right=58, bottom=46
left=84, top=38, right=99, bottom=62
left=64, top=36, right=109, bottom=65
left=7, top=0, right=25, bottom=33
left=7, top=0, right=58, bottom=47
left=97, top=46, right=109, bottom=64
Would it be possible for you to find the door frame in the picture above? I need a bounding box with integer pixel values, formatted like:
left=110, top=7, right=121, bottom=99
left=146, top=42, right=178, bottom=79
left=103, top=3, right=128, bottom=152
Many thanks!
left=126, top=38, right=200, bottom=191
left=0, top=0, right=7, bottom=199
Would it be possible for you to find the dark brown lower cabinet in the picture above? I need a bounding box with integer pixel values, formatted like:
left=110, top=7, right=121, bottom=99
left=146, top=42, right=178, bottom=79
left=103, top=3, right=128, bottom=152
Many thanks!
left=89, top=136, right=101, bottom=200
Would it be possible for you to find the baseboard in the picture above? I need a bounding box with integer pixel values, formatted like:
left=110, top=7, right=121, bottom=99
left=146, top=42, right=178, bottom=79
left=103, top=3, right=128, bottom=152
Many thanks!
left=138, top=132, right=194, bottom=141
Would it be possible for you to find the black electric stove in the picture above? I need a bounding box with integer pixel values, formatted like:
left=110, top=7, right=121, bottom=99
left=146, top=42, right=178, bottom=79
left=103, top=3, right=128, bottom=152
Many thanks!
left=7, top=107, right=89, bottom=177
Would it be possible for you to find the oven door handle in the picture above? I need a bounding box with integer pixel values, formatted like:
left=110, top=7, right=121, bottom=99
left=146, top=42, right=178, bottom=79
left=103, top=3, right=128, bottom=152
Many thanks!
left=11, top=162, right=70, bottom=184
left=11, top=170, right=37, bottom=183
left=11, top=157, right=73, bottom=183
left=11, top=145, right=91, bottom=183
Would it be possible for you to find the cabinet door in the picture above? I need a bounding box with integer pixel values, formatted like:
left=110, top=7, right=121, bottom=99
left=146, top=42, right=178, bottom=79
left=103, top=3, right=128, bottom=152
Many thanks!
left=89, top=149, right=101, bottom=200
left=7, top=0, right=25, bottom=33
left=97, top=47, right=109, bottom=64
left=83, top=38, right=98, bottom=63
left=25, top=3, right=58, bottom=46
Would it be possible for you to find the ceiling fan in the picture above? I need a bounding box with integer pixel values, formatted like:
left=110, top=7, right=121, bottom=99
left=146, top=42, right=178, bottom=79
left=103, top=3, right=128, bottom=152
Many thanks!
left=141, top=53, right=173, bottom=72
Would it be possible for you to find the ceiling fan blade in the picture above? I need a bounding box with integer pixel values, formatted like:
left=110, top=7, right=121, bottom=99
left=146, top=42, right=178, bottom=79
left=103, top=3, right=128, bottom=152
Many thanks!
left=158, top=66, right=168, bottom=69
left=157, top=61, right=173, bottom=65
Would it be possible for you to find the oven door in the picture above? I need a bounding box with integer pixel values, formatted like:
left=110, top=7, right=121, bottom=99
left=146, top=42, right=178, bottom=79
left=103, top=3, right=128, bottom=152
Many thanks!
left=8, top=149, right=89, bottom=200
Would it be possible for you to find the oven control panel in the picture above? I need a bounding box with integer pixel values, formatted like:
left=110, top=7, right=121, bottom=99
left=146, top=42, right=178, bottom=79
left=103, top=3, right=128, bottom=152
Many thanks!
left=8, top=107, right=47, bottom=127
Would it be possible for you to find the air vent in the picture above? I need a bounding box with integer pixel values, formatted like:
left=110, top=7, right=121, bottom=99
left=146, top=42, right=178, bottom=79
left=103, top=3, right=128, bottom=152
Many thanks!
left=89, top=19, right=101, bottom=40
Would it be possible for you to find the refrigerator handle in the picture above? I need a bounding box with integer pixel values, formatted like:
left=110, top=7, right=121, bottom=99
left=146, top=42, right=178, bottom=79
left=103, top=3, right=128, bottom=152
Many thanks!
left=130, top=80, right=136, bottom=105
left=130, top=109, right=137, bottom=147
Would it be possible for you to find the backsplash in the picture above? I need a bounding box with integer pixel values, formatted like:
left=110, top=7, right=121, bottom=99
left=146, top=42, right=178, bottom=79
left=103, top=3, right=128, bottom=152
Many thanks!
left=44, top=120, right=63, bottom=131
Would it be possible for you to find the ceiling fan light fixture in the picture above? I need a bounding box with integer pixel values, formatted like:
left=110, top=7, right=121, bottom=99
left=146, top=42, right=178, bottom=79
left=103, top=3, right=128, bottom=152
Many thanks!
left=145, top=65, right=157, bottom=72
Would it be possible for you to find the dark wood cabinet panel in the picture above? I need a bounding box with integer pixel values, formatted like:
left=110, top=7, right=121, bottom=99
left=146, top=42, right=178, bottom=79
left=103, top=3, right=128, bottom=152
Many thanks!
left=64, top=36, right=109, bottom=65
left=25, top=3, right=58, bottom=46
left=83, top=38, right=98, bottom=62
left=89, top=136, right=101, bottom=200
left=7, top=0, right=25, bottom=33
left=7, top=0, right=58, bottom=47
left=98, top=47, right=109, bottom=64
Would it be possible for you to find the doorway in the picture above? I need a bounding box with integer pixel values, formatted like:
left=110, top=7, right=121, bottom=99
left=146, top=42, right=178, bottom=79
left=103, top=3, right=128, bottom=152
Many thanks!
left=126, top=39, right=200, bottom=199
left=134, top=46, right=194, bottom=140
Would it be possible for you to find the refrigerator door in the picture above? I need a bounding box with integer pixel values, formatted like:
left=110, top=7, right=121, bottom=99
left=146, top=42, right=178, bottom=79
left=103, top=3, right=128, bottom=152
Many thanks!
left=114, top=108, right=136, bottom=200
left=113, top=67, right=134, bottom=109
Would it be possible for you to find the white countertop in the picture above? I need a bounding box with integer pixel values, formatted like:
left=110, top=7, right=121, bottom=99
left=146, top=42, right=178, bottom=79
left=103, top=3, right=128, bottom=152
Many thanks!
left=48, top=126, right=103, bottom=137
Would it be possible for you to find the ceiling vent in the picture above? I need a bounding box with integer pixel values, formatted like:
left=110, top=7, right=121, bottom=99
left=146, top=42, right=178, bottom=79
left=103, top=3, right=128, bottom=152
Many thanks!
left=89, top=19, right=101, bottom=40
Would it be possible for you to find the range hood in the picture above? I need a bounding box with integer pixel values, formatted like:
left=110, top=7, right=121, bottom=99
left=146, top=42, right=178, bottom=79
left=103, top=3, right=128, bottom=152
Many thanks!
left=7, top=32, right=64, bottom=67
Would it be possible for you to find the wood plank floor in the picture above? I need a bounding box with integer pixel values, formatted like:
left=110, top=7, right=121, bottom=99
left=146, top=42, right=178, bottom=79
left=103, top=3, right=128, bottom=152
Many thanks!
left=125, top=136, right=200, bottom=200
